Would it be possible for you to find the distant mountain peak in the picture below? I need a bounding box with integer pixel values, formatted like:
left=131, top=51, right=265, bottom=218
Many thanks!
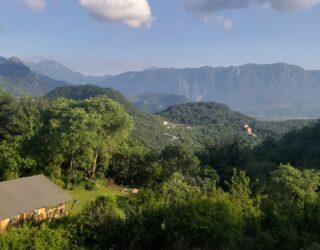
left=37, top=59, right=67, bottom=69
left=141, top=67, right=158, bottom=72
left=8, top=57, right=24, bottom=65
left=0, top=55, right=69, bottom=96
left=0, top=56, right=7, bottom=64
left=99, top=62, right=320, bottom=118
left=27, top=59, right=111, bottom=85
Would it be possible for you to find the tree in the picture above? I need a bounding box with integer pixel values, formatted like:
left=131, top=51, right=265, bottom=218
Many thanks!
left=74, top=196, right=125, bottom=249
left=0, top=92, right=40, bottom=142
left=0, top=141, right=35, bottom=181
left=197, top=140, right=252, bottom=180
left=161, top=144, right=200, bottom=178
left=33, top=97, right=133, bottom=185
left=262, top=164, right=320, bottom=249
left=108, top=145, right=162, bottom=187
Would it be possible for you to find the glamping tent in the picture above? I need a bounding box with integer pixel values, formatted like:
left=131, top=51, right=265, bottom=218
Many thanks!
left=0, top=175, right=74, bottom=232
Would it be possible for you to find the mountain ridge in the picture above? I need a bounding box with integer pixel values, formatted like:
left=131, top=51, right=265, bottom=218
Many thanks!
left=131, top=92, right=194, bottom=113
left=45, top=85, right=313, bottom=149
left=5, top=57, right=320, bottom=118
left=26, top=59, right=111, bottom=85
left=0, top=56, right=69, bottom=96
left=98, top=63, right=320, bottom=118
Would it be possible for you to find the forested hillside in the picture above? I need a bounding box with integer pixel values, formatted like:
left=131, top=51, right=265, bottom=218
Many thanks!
left=1, top=87, right=320, bottom=249
left=255, top=121, right=320, bottom=169
left=46, top=84, right=139, bottom=115
left=45, top=85, right=312, bottom=149
left=132, top=92, right=193, bottom=113
left=0, top=57, right=68, bottom=96
left=159, top=102, right=313, bottom=143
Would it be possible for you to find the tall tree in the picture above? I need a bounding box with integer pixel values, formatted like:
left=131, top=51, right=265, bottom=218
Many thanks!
left=33, top=97, right=133, bottom=184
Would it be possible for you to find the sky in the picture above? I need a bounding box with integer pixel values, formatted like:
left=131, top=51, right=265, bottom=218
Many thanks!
left=0, top=0, right=320, bottom=75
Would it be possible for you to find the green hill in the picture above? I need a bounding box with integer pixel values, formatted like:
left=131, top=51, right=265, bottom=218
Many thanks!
left=45, top=85, right=189, bottom=149
left=46, top=85, right=312, bottom=150
left=255, top=121, right=320, bottom=169
left=45, top=84, right=139, bottom=115
left=132, top=92, right=193, bottom=113
left=159, top=102, right=313, bottom=145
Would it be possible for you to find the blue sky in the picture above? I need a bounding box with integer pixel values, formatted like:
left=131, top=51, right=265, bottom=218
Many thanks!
left=0, top=0, right=320, bottom=75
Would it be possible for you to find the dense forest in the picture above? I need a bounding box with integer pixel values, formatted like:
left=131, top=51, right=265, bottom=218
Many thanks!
left=45, top=85, right=313, bottom=149
left=1, top=87, right=320, bottom=250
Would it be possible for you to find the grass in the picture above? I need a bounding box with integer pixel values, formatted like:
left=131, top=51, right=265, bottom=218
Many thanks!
left=68, top=184, right=127, bottom=215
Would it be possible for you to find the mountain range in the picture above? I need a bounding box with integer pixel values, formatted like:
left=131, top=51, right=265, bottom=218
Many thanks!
left=26, top=60, right=110, bottom=85
left=45, top=85, right=312, bottom=149
left=130, top=92, right=193, bottom=113
left=0, top=57, right=68, bottom=96
left=3, top=56, right=320, bottom=118
left=98, top=63, right=320, bottom=118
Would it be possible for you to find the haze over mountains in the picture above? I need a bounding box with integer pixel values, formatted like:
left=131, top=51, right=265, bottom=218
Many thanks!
left=98, top=64, right=320, bottom=118
left=130, top=92, right=193, bottom=113
left=2, top=56, right=320, bottom=118
left=0, top=57, right=68, bottom=96
left=26, top=60, right=110, bottom=85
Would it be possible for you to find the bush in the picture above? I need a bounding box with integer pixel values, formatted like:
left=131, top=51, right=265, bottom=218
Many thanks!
left=0, top=224, right=70, bottom=250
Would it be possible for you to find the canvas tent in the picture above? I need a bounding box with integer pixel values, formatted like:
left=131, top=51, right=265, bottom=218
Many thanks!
left=0, top=175, right=73, bottom=232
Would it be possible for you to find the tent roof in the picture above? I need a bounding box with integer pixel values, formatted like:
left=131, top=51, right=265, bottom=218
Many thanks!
left=0, top=175, right=73, bottom=220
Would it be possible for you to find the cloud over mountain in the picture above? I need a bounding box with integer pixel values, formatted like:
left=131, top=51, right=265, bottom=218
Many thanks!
left=79, top=0, right=153, bottom=28
left=185, top=0, right=320, bottom=13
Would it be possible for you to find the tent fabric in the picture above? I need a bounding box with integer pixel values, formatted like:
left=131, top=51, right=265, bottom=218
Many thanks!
left=0, top=175, right=73, bottom=220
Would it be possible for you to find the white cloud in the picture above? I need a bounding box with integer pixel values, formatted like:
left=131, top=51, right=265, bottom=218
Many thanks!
left=24, top=0, right=46, bottom=11
left=185, top=0, right=320, bottom=13
left=79, top=0, right=154, bottom=28
left=201, top=15, right=234, bottom=29
left=214, top=16, right=233, bottom=29
left=264, top=0, right=320, bottom=11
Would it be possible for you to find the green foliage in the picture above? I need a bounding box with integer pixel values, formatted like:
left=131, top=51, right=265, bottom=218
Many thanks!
left=159, top=102, right=312, bottom=144
left=45, top=84, right=139, bottom=116
left=0, top=224, right=70, bottom=250
left=255, top=121, right=320, bottom=169
left=108, top=145, right=162, bottom=187
left=0, top=92, right=40, bottom=142
left=33, top=97, right=133, bottom=185
left=0, top=141, right=35, bottom=181
left=161, top=144, right=200, bottom=178
left=2, top=87, right=320, bottom=250
left=197, top=140, right=253, bottom=180
left=73, top=196, right=126, bottom=249
left=0, top=91, right=40, bottom=180
left=261, top=164, right=320, bottom=249
left=45, top=86, right=312, bottom=150
left=162, top=194, right=246, bottom=250
left=122, top=173, right=254, bottom=250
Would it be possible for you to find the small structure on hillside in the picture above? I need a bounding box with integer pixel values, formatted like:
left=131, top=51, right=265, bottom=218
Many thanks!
left=0, top=175, right=74, bottom=233
left=244, top=123, right=257, bottom=137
